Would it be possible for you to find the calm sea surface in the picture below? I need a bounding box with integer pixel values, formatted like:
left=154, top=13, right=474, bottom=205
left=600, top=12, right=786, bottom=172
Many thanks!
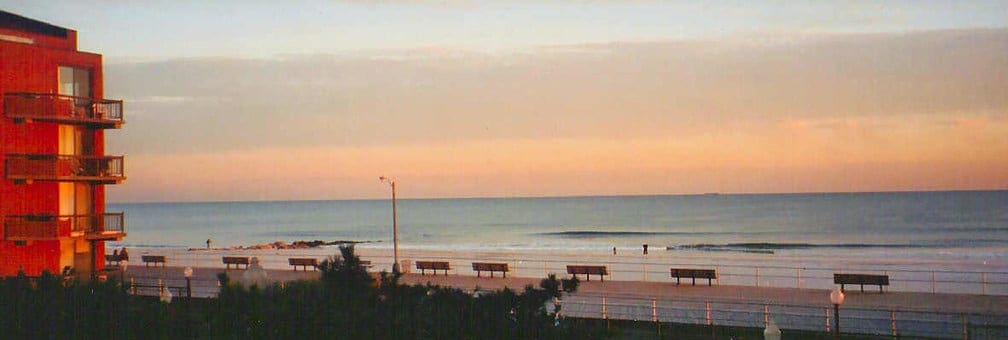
left=109, top=191, right=1008, bottom=261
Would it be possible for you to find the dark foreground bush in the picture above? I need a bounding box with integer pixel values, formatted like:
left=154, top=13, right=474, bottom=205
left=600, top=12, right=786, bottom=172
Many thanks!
left=0, top=270, right=191, bottom=338
left=0, top=246, right=605, bottom=339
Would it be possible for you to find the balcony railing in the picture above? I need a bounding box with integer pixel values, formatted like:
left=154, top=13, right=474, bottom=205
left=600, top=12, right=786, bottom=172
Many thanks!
left=5, top=154, right=125, bottom=183
left=3, top=92, right=124, bottom=128
left=3, top=213, right=125, bottom=241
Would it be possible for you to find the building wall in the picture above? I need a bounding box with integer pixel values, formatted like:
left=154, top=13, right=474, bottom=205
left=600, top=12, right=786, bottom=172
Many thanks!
left=0, top=25, right=77, bottom=51
left=0, top=27, right=110, bottom=277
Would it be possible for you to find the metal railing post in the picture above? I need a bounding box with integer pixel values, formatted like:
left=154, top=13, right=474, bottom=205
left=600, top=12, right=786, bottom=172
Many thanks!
left=602, top=296, right=608, bottom=320
left=763, top=304, right=769, bottom=328
left=755, top=267, right=760, bottom=287
left=705, top=300, right=712, bottom=325
left=825, top=307, right=831, bottom=332
left=796, top=267, right=801, bottom=289
left=890, top=310, right=897, bottom=337
left=932, top=271, right=936, bottom=294
left=651, top=299, right=657, bottom=322
left=961, top=314, right=969, bottom=340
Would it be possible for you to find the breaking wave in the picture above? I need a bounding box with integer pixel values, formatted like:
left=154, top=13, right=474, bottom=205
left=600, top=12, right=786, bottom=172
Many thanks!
left=538, top=230, right=774, bottom=238
left=666, top=242, right=931, bottom=254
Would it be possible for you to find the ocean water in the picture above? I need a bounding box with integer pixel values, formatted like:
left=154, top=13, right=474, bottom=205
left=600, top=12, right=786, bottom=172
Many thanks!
left=109, top=191, right=1008, bottom=262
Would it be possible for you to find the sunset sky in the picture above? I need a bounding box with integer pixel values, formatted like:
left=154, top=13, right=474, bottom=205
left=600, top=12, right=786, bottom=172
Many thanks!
left=7, top=1, right=1007, bottom=202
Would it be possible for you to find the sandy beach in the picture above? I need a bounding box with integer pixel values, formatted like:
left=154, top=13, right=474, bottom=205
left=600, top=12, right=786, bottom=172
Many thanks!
left=116, top=246, right=1008, bottom=311
left=119, top=245, right=1008, bottom=293
left=120, top=259, right=1008, bottom=313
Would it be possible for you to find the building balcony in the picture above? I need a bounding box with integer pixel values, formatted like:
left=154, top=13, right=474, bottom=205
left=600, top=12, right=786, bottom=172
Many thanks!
left=5, top=154, right=125, bottom=184
left=3, top=213, right=125, bottom=241
left=3, top=92, right=123, bottom=128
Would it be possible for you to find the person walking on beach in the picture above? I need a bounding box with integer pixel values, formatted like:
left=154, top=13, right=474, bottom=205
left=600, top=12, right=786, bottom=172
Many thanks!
left=613, top=247, right=617, bottom=255
left=207, top=238, right=212, bottom=249
left=120, top=247, right=129, bottom=261
left=643, top=244, right=648, bottom=255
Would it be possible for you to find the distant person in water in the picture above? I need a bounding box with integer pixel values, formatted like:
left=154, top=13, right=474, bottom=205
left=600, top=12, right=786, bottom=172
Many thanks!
left=613, top=247, right=617, bottom=255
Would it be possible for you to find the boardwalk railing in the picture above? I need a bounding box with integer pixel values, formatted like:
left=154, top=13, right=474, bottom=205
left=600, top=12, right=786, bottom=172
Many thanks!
left=351, top=253, right=1008, bottom=296
left=127, top=278, right=195, bottom=300
left=560, top=293, right=1008, bottom=339
left=5, top=153, right=125, bottom=183
left=118, top=267, right=1008, bottom=339
left=3, top=92, right=124, bottom=128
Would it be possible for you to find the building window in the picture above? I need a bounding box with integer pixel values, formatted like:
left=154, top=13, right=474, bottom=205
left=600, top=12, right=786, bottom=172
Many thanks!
left=58, top=66, right=90, bottom=98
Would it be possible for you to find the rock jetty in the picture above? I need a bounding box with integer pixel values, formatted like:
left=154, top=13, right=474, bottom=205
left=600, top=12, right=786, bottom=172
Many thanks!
left=189, top=240, right=366, bottom=251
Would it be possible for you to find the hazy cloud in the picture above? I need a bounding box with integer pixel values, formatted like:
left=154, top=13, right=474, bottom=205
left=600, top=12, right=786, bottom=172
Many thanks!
left=105, top=29, right=1007, bottom=154
left=102, top=29, right=1008, bottom=201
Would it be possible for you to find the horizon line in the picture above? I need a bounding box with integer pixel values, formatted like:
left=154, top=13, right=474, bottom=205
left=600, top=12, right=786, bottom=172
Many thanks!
left=108, top=188, right=1008, bottom=205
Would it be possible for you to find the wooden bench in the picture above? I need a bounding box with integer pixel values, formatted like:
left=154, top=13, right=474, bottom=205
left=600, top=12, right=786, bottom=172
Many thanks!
left=670, top=268, right=718, bottom=286
left=288, top=258, right=319, bottom=271
left=567, top=265, right=609, bottom=282
left=141, top=255, right=166, bottom=267
left=472, top=262, right=509, bottom=278
left=105, top=255, right=120, bottom=267
left=223, top=256, right=250, bottom=269
left=834, top=273, right=889, bottom=293
left=416, top=261, right=451, bottom=276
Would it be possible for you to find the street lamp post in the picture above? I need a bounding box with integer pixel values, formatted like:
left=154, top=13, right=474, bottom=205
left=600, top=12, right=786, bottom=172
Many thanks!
left=183, top=266, right=193, bottom=299
left=379, top=176, right=400, bottom=274
left=830, top=286, right=846, bottom=337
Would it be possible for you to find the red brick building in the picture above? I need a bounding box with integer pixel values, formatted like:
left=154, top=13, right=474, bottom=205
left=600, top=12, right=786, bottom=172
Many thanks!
left=0, top=11, right=125, bottom=278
